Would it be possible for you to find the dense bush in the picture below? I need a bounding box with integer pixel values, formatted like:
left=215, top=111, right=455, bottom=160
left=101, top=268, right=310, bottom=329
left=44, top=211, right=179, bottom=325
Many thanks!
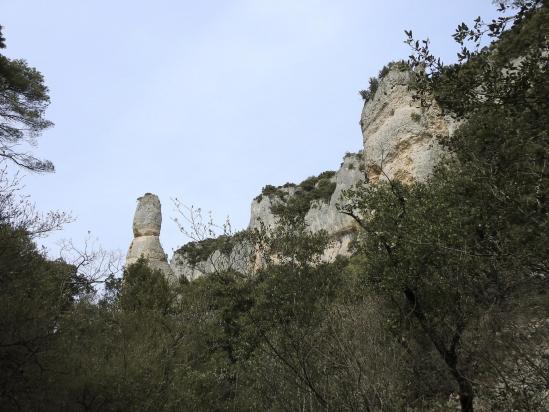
left=176, top=234, right=237, bottom=265
left=344, top=2, right=549, bottom=410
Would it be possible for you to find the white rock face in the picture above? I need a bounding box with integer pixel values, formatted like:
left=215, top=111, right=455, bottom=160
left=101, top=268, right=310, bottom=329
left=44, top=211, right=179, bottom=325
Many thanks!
left=248, top=153, right=364, bottom=237
left=249, top=186, right=296, bottom=231
left=133, top=193, right=162, bottom=237
left=171, top=153, right=365, bottom=281
left=321, top=231, right=356, bottom=261
left=305, top=154, right=363, bottom=236
left=360, top=67, right=452, bottom=183
left=170, top=241, right=253, bottom=282
left=170, top=67, right=456, bottom=281
left=126, top=193, right=174, bottom=278
left=127, top=236, right=168, bottom=262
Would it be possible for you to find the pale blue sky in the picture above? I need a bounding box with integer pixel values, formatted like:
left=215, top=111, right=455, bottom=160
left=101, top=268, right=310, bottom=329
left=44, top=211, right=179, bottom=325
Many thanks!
left=1, top=0, right=500, bottom=258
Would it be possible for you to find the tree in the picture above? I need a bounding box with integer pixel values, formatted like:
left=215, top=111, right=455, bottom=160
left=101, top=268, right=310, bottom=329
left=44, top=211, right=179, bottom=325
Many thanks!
left=0, top=25, right=54, bottom=173
left=343, top=2, right=548, bottom=410
left=0, top=221, right=80, bottom=409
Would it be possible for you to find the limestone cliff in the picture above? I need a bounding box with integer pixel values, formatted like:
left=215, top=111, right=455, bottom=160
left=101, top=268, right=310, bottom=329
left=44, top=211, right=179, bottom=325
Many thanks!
left=171, top=153, right=365, bottom=280
left=360, top=65, right=454, bottom=183
left=249, top=152, right=363, bottom=235
left=144, top=65, right=453, bottom=282
left=170, top=235, right=253, bottom=282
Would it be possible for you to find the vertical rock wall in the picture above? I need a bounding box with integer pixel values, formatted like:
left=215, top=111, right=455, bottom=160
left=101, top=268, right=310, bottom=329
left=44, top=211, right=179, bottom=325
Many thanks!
left=146, top=66, right=455, bottom=282
left=171, top=153, right=366, bottom=281
left=360, top=67, right=453, bottom=183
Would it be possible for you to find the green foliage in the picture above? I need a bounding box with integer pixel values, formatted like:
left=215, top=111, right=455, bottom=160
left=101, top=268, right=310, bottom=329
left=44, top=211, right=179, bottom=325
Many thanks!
left=342, top=152, right=360, bottom=170
left=175, top=229, right=251, bottom=267
left=368, top=77, right=379, bottom=96
left=176, top=234, right=237, bottom=265
left=379, top=60, right=410, bottom=78
left=378, top=65, right=390, bottom=79
left=0, top=26, right=5, bottom=49
left=359, top=76, right=379, bottom=101
left=271, top=171, right=337, bottom=221
left=0, top=209, right=410, bottom=411
left=405, top=1, right=546, bottom=117
left=0, top=27, right=54, bottom=172
left=236, top=224, right=414, bottom=411
left=345, top=3, right=549, bottom=410
left=120, top=259, right=172, bottom=312
left=0, top=222, right=80, bottom=409
left=2, top=3, right=548, bottom=412
left=343, top=151, right=356, bottom=159
left=52, top=261, right=200, bottom=411
left=252, top=171, right=337, bottom=223
left=316, top=170, right=336, bottom=180
left=410, top=112, right=421, bottom=122
left=361, top=61, right=410, bottom=101
left=254, top=184, right=288, bottom=202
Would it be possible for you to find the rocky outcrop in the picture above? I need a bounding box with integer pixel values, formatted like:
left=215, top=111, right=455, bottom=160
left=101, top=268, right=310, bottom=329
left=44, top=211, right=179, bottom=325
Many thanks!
left=166, top=66, right=456, bottom=282
left=170, top=153, right=365, bottom=281
left=170, top=238, right=253, bottom=282
left=360, top=66, right=453, bottom=183
left=132, top=194, right=162, bottom=237
left=126, top=193, right=174, bottom=278
left=249, top=153, right=363, bottom=236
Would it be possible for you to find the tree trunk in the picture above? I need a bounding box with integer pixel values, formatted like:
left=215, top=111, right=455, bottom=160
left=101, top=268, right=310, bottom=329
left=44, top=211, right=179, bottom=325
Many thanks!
left=403, top=288, right=474, bottom=411
left=456, top=374, right=474, bottom=412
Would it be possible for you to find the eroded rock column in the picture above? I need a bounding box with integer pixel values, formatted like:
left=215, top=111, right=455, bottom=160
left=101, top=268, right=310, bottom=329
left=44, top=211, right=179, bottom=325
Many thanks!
left=126, top=193, right=174, bottom=277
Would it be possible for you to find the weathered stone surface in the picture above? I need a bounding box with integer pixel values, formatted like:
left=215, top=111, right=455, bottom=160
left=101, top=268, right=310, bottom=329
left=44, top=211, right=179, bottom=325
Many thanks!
left=127, top=235, right=168, bottom=264
left=126, top=193, right=173, bottom=278
left=142, top=259, right=174, bottom=278
left=133, top=193, right=162, bottom=237
left=249, top=186, right=296, bottom=230
left=169, top=67, right=456, bottom=282
left=171, top=153, right=365, bottom=281
left=321, top=230, right=356, bottom=261
left=249, top=153, right=363, bottom=235
left=360, top=67, right=453, bottom=183
left=305, top=153, right=363, bottom=235
left=170, top=241, right=253, bottom=282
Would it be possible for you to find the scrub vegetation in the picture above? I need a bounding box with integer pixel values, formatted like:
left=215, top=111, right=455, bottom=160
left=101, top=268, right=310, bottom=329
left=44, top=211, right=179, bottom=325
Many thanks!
left=1, top=2, right=548, bottom=411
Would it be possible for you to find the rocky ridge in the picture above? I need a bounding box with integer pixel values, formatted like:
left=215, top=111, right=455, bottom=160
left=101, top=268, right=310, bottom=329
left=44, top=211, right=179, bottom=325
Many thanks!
left=170, top=152, right=364, bottom=281
left=127, top=65, right=454, bottom=281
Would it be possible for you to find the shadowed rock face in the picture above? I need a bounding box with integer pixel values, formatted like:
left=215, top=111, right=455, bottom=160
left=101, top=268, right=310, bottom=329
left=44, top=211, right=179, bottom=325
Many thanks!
left=126, top=193, right=173, bottom=278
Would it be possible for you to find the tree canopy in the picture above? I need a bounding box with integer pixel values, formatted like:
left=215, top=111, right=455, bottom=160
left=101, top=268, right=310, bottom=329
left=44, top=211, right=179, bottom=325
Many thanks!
left=0, top=2, right=548, bottom=411
left=0, top=25, right=54, bottom=173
